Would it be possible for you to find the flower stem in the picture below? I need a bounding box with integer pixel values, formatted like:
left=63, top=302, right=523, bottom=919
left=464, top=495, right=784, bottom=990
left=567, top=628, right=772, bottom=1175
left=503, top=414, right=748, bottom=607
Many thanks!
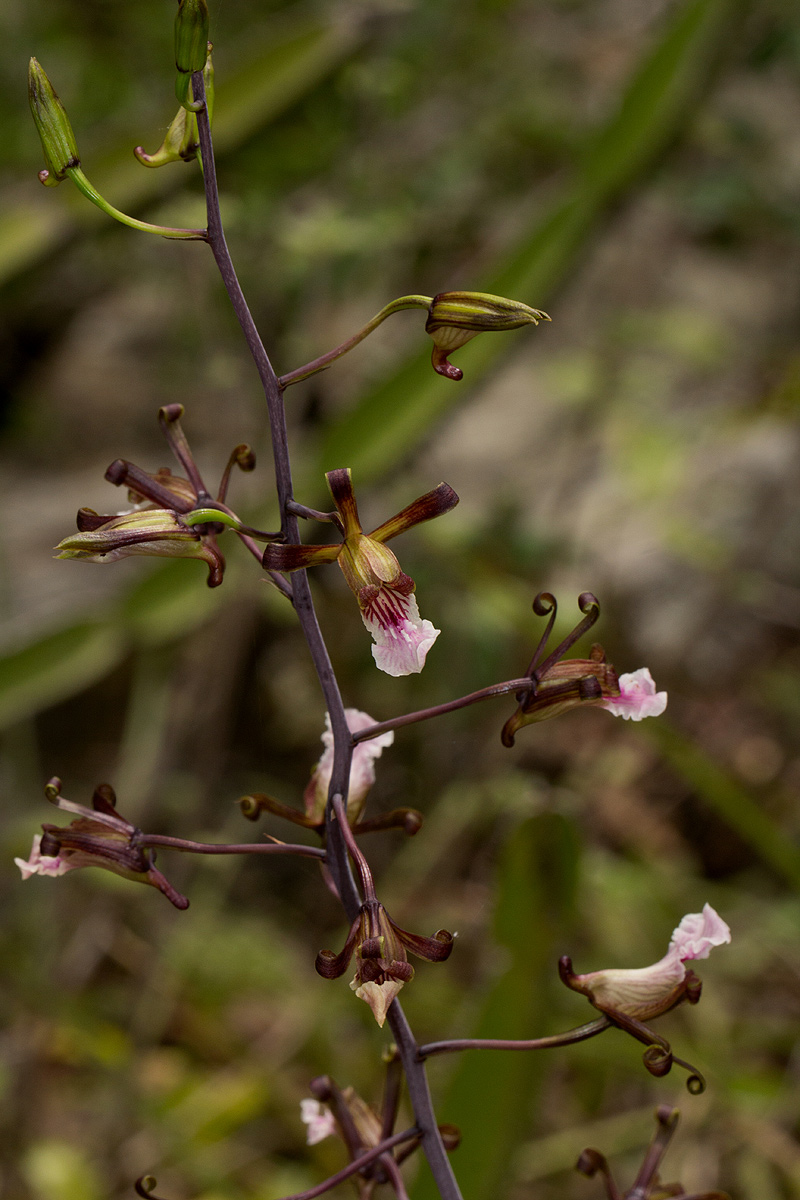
left=276, top=1128, right=419, bottom=1200
left=278, top=295, right=432, bottom=389
left=138, top=833, right=325, bottom=860
left=352, top=677, right=536, bottom=743
left=417, top=1017, right=611, bottom=1058
left=66, top=167, right=206, bottom=239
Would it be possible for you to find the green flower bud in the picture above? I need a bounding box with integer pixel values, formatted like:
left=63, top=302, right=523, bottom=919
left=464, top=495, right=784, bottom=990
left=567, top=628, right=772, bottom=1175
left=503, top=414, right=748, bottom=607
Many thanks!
left=28, top=58, right=80, bottom=186
left=425, top=290, right=550, bottom=379
left=175, top=0, right=210, bottom=110
left=174, top=0, right=210, bottom=74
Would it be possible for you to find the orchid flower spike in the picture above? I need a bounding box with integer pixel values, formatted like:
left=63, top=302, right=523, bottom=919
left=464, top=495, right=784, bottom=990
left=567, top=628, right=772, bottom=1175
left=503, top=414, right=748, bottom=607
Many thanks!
left=501, top=592, right=667, bottom=745
left=15, top=777, right=188, bottom=909
left=55, top=404, right=272, bottom=588
left=316, top=898, right=454, bottom=1027
left=263, top=469, right=458, bottom=675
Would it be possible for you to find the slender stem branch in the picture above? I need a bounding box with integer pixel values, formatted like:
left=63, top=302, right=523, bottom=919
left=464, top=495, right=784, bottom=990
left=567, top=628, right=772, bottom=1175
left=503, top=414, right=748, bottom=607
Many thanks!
left=418, top=1017, right=611, bottom=1058
left=287, top=500, right=336, bottom=522
left=380, top=1153, right=411, bottom=1200
left=353, top=677, right=536, bottom=743
left=332, top=793, right=375, bottom=900
left=139, top=833, right=325, bottom=860
left=67, top=167, right=206, bottom=239
left=386, top=1003, right=463, bottom=1200
left=277, top=1128, right=419, bottom=1200
left=279, top=295, right=432, bottom=389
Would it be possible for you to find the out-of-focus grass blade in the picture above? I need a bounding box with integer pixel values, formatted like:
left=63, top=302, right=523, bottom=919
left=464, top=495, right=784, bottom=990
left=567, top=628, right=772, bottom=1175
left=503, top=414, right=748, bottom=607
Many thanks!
left=0, top=561, right=232, bottom=728
left=0, top=14, right=363, bottom=287
left=319, top=0, right=741, bottom=480
left=410, top=813, right=581, bottom=1200
left=0, top=621, right=123, bottom=730
left=646, top=719, right=800, bottom=890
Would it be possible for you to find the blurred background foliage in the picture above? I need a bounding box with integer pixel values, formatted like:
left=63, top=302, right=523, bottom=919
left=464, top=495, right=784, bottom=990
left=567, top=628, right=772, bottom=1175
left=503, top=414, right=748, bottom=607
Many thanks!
left=1, top=0, right=800, bottom=1197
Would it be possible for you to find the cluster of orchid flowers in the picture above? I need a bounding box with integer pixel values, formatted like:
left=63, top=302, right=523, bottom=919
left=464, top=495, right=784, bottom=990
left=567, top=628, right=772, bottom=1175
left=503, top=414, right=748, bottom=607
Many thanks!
left=22, top=5, right=731, bottom=1198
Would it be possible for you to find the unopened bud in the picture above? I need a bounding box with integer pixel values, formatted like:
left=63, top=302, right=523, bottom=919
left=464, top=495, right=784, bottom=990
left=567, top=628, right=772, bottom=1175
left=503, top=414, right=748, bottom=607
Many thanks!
left=175, top=0, right=209, bottom=74
left=425, top=290, right=549, bottom=380
left=28, top=58, right=80, bottom=186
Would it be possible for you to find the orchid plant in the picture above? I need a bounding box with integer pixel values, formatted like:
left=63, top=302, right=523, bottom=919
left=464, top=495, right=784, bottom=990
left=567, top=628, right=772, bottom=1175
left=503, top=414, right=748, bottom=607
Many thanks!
left=18, top=5, right=732, bottom=1199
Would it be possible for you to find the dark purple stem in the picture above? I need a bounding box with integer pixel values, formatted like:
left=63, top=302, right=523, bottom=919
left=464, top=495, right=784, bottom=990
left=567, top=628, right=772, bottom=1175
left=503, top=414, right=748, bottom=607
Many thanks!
left=352, top=677, right=536, bottom=743
left=192, top=72, right=464, bottom=1200
left=418, top=1017, right=611, bottom=1058
left=276, top=1128, right=418, bottom=1200
left=138, top=834, right=325, bottom=860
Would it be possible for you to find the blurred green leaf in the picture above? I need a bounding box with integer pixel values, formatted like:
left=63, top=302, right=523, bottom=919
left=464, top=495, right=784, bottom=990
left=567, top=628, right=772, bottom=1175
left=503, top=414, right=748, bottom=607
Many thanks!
left=22, top=1141, right=103, bottom=1200
left=0, top=620, right=123, bottom=730
left=646, top=719, right=800, bottom=890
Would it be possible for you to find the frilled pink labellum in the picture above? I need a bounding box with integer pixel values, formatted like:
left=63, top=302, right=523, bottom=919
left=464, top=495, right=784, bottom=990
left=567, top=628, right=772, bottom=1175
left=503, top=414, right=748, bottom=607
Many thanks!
left=300, top=1099, right=337, bottom=1146
left=305, top=709, right=395, bottom=825
left=262, top=469, right=458, bottom=676
left=15, top=834, right=74, bottom=879
left=564, top=904, right=730, bottom=1020
left=359, top=588, right=441, bottom=677
left=600, top=667, right=667, bottom=721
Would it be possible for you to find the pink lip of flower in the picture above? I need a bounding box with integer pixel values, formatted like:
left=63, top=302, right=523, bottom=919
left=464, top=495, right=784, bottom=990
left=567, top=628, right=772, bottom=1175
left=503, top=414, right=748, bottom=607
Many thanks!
left=600, top=667, right=667, bottom=721
left=564, top=904, right=731, bottom=1021
left=300, top=1098, right=337, bottom=1146
left=305, top=709, right=395, bottom=826
left=262, top=469, right=458, bottom=676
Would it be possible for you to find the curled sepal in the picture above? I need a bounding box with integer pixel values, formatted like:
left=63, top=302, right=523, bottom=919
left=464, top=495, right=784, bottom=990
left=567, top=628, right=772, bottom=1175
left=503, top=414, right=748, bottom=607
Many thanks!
left=135, top=1177, right=170, bottom=1200
left=315, top=915, right=362, bottom=979
left=425, top=290, right=550, bottom=380
left=576, top=1149, right=622, bottom=1200
left=28, top=58, right=80, bottom=185
left=576, top=1105, right=730, bottom=1200
left=392, top=924, right=454, bottom=962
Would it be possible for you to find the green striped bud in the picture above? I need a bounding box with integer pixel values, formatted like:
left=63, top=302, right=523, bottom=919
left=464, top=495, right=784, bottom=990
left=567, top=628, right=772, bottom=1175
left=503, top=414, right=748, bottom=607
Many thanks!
left=174, top=0, right=209, bottom=73
left=425, top=290, right=550, bottom=379
left=28, top=58, right=80, bottom=186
